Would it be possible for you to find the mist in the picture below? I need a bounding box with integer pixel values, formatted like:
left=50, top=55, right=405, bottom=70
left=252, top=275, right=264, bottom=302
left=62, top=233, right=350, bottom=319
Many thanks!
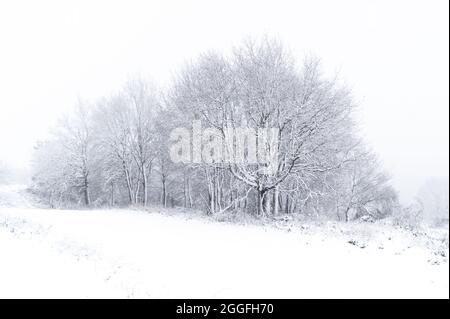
left=0, top=0, right=449, bottom=300
left=0, top=0, right=448, bottom=205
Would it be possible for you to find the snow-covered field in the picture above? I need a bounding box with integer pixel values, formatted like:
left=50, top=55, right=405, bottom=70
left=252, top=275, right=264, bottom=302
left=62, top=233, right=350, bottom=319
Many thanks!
left=0, top=185, right=448, bottom=298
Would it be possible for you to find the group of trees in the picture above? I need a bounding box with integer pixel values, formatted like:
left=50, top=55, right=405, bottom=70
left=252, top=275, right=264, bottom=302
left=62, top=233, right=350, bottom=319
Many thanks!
left=31, top=38, right=397, bottom=221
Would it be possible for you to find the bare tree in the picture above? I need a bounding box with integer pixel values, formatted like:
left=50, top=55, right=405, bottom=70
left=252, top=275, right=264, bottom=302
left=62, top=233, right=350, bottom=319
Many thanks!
left=172, top=38, right=358, bottom=216
left=57, top=101, right=94, bottom=206
left=30, top=37, right=398, bottom=220
left=94, top=94, right=139, bottom=205
left=124, top=78, right=159, bottom=206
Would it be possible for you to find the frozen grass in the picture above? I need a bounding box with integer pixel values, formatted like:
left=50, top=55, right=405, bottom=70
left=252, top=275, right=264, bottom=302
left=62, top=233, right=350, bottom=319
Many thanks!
left=0, top=185, right=448, bottom=298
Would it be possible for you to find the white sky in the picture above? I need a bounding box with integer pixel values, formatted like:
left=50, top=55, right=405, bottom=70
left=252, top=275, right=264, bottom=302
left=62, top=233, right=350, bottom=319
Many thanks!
left=0, top=0, right=448, bottom=202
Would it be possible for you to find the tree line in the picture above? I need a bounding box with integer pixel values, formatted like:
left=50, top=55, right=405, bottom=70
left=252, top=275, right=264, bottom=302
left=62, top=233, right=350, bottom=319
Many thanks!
left=31, top=38, right=397, bottom=221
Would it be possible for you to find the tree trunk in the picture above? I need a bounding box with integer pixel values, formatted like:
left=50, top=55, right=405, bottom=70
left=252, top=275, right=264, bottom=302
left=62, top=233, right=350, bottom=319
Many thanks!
left=134, top=182, right=140, bottom=204
left=273, top=185, right=279, bottom=216
left=83, top=174, right=90, bottom=206
left=264, top=191, right=271, bottom=216
left=123, top=163, right=134, bottom=205
left=285, top=195, right=290, bottom=214
left=110, top=182, right=115, bottom=206
left=161, top=176, right=167, bottom=207
left=188, top=178, right=193, bottom=208
left=257, top=189, right=266, bottom=216
left=345, top=206, right=350, bottom=222
left=183, top=174, right=188, bottom=208
left=142, top=165, right=148, bottom=206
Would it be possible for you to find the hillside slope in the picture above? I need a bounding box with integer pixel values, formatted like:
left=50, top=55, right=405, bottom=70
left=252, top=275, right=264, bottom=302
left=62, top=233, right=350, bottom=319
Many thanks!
left=0, top=185, right=448, bottom=298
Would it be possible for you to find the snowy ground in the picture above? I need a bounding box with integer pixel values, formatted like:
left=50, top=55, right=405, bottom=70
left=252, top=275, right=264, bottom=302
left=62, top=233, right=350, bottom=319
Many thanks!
left=0, top=185, right=448, bottom=298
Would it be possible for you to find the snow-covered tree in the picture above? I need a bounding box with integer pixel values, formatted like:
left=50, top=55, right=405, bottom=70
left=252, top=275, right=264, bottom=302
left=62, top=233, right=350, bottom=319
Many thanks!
left=172, top=38, right=361, bottom=216
left=416, top=177, right=449, bottom=225
left=31, top=37, right=398, bottom=219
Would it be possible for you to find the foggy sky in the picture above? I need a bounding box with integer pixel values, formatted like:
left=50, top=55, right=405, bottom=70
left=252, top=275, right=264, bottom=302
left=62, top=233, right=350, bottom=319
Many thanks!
left=0, top=0, right=448, bottom=203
